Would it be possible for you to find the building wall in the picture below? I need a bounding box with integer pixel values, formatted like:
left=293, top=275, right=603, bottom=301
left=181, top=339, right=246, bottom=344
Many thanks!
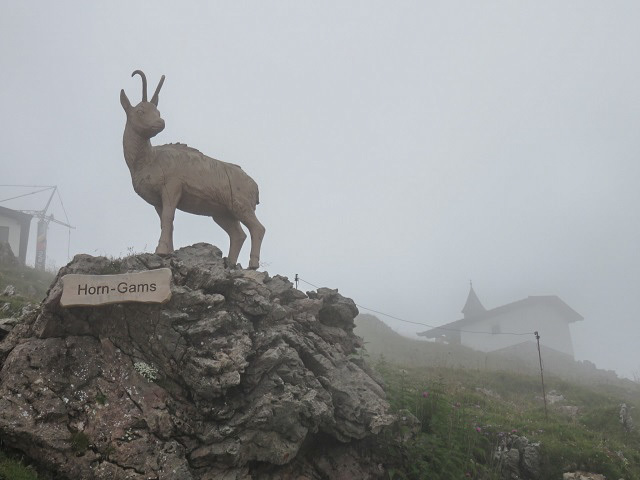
left=0, top=214, right=23, bottom=259
left=459, top=303, right=575, bottom=357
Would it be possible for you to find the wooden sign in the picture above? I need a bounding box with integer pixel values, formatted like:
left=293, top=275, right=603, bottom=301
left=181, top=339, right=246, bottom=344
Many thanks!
left=60, top=268, right=172, bottom=307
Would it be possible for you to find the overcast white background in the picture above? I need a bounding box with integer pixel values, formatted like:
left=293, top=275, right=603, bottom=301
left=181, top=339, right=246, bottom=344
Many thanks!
left=2, top=2, right=639, bottom=377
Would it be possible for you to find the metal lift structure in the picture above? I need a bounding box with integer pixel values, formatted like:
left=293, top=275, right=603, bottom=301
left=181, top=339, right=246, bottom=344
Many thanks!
left=0, top=185, right=74, bottom=270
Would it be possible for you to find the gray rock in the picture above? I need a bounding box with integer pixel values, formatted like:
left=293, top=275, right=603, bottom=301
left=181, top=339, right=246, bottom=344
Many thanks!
left=394, top=409, right=421, bottom=442
left=0, top=243, right=394, bottom=479
left=620, top=403, right=634, bottom=432
left=522, top=444, right=541, bottom=479
left=20, top=303, right=35, bottom=317
left=563, top=473, right=607, bottom=480
left=547, top=389, right=565, bottom=404
left=476, top=387, right=500, bottom=398
left=0, top=317, right=18, bottom=327
left=558, top=405, right=579, bottom=417
left=496, top=434, right=542, bottom=480
left=511, top=435, right=529, bottom=452
left=0, top=318, right=15, bottom=340
left=2, top=284, right=15, bottom=296
left=501, top=448, right=520, bottom=479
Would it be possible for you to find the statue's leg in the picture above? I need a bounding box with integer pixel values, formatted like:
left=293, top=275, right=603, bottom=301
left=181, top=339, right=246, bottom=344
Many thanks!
left=155, top=189, right=181, bottom=254
left=213, top=215, right=246, bottom=268
left=238, top=211, right=265, bottom=270
left=153, top=206, right=168, bottom=254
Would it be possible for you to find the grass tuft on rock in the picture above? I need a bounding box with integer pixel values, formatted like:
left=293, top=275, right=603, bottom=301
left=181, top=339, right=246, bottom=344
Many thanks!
left=0, top=453, right=38, bottom=480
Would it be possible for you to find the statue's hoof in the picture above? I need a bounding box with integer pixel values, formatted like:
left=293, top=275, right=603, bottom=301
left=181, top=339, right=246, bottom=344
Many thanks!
left=224, top=258, right=239, bottom=269
left=248, top=261, right=259, bottom=270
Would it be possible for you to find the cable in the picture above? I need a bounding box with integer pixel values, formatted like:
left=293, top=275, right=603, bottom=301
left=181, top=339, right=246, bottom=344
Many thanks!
left=55, top=188, right=71, bottom=225
left=298, top=277, right=536, bottom=337
left=0, top=187, right=54, bottom=203
left=0, top=184, right=57, bottom=188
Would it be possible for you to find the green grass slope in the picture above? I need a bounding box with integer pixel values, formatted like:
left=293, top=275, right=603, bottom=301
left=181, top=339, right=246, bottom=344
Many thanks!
left=356, top=314, right=640, bottom=478
left=0, top=262, right=54, bottom=319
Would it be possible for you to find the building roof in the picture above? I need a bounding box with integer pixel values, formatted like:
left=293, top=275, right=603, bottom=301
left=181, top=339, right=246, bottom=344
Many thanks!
left=0, top=205, right=33, bottom=223
left=418, top=295, right=583, bottom=338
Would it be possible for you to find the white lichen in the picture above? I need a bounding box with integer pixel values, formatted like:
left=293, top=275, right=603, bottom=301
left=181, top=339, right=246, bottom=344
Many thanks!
left=134, top=361, right=159, bottom=382
left=122, top=427, right=137, bottom=442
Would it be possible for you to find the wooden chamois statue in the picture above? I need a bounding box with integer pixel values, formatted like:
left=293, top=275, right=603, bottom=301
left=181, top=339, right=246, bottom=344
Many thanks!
left=120, top=70, right=265, bottom=269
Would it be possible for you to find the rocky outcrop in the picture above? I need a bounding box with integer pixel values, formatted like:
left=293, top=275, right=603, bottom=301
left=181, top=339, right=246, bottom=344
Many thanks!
left=495, top=434, right=541, bottom=480
left=0, top=317, right=18, bottom=340
left=562, top=473, right=607, bottom=480
left=0, top=243, right=395, bottom=479
left=620, top=402, right=634, bottom=432
left=541, top=390, right=579, bottom=418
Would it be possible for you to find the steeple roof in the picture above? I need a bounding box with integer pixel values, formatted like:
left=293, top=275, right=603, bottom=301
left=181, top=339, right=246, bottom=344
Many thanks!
left=462, top=282, right=486, bottom=318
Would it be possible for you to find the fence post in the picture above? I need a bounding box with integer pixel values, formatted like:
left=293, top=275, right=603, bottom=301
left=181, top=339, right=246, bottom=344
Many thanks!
left=535, top=331, right=548, bottom=419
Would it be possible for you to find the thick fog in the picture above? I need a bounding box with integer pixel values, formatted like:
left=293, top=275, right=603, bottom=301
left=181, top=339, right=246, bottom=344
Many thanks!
left=2, top=2, right=640, bottom=378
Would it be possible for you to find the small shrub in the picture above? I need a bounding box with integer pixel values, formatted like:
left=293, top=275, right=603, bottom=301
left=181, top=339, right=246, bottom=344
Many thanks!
left=70, top=432, right=90, bottom=454
left=95, top=392, right=107, bottom=405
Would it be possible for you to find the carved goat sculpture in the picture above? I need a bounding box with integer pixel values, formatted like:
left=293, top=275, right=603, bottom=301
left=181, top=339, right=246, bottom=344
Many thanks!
left=120, top=70, right=265, bottom=269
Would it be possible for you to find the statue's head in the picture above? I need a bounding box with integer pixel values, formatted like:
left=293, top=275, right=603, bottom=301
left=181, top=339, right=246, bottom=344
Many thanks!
left=120, top=70, right=166, bottom=138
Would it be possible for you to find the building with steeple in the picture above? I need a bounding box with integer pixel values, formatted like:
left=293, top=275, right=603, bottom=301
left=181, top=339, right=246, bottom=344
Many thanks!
left=418, top=284, right=582, bottom=358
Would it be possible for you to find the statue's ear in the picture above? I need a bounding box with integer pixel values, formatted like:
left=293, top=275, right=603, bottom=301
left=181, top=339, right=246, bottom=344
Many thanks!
left=120, top=89, right=132, bottom=112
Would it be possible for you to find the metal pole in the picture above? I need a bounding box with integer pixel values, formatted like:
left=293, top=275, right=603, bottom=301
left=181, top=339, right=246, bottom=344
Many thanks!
left=35, top=218, right=48, bottom=271
left=294, top=274, right=299, bottom=290
left=535, top=331, right=548, bottom=419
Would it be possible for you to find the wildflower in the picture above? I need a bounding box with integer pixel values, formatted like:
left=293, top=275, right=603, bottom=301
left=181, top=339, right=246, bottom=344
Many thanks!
left=511, top=429, right=518, bottom=434
left=422, top=391, right=429, bottom=398
left=475, top=427, right=482, bottom=433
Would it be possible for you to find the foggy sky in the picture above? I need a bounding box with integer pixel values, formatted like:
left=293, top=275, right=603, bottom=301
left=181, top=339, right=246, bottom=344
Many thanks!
left=2, top=2, right=640, bottom=377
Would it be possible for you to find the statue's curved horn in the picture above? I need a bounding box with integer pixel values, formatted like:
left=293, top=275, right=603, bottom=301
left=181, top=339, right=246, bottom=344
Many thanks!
left=131, top=70, right=148, bottom=102
left=151, top=75, right=165, bottom=106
